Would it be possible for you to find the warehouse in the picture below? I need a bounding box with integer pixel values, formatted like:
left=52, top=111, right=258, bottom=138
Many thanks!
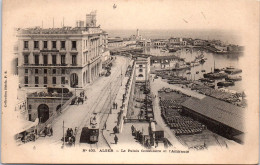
left=181, top=96, right=244, bottom=144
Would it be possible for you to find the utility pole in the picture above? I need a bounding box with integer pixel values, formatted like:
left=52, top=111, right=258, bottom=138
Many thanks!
left=60, top=85, right=63, bottom=113
left=63, top=120, right=65, bottom=147
left=110, top=82, right=112, bottom=114
left=121, top=66, right=123, bottom=86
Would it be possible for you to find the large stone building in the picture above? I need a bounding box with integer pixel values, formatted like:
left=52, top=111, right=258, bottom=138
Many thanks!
left=17, top=13, right=108, bottom=90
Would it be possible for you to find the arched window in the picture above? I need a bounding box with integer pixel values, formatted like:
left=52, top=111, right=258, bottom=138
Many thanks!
left=138, top=74, right=144, bottom=77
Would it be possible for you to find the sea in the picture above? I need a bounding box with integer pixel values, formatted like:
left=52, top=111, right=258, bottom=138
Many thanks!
left=106, top=29, right=242, bottom=45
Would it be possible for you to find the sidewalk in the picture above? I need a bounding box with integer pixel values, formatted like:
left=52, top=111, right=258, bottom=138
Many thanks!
left=102, top=73, right=128, bottom=148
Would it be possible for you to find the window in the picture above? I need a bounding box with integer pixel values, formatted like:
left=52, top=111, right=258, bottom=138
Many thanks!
left=61, top=69, right=66, bottom=74
left=35, top=69, right=38, bottom=74
left=43, top=41, right=48, bottom=49
left=34, top=41, right=39, bottom=49
left=24, top=76, right=28, bottom=84
left=61, top=77, right=65, bottom=84
left=24, top=55, right=29, bottom=64
left=35, top=76, right=39, bottom=84
left=34, top=55, right=39, bottom=65
left=28, top=105, right=32, bottom=109
left=43, top=55, right=48, bottom=65
left=52, top=55, right=57, bottom=65
left=52, top=77, right=56, bottom=84
left=61, top=41, right=66, bottom=49
left=44, top=77, right=47, bottom=84
left=25, top=69, right=28, bottom=74
left=29, top=114, right=32, bottom=121
left=72, top=41, right=77, bottom=49
left=139, top=68, right=143, bottom=72
left=139, top=65, right=143, bottom=68
left=61, top=55, right=66, bottom=65
left=44, top=69, right=47, bottom=74
left=24, top=41, right=29, bottom=49
left=52, top=41, right=56, bottom=49
left=72, top=55, right=77, bottom=65
left=52, top=69, right=56, bottom=74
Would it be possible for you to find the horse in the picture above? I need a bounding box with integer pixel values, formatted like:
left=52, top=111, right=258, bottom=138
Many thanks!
left=77, top=97, right=84, bottom=104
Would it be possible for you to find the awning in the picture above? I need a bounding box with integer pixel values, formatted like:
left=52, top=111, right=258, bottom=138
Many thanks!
left=14, top=118, right=39, bottom=135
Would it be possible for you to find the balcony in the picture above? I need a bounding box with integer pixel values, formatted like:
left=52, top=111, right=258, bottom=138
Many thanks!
left=28, top=91, right=73, bottom=98
left=23, top=63, right=68, bottom=67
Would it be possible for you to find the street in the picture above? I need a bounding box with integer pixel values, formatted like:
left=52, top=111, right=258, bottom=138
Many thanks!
left=20, top=56, right=130, bottom=149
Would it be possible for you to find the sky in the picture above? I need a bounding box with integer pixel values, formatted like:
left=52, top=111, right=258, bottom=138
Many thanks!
left=3, top=0, right=258, bottom=33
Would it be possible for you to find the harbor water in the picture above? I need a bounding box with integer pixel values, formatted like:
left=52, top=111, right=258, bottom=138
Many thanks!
left=143, top=47, right=244, bottom=92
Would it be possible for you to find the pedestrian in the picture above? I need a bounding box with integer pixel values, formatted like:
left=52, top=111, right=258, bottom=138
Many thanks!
left=115, top=103, right=118, bottom=109
left=50, top=127, right=53, bottom=136
left=66, top=128, right=70, bottom=137
left=44, top=127, right=48, bottom=137
left=84, top=96, right=87, bottom=101
left=104, top=123, right=107, bottom=130
left=131, top=125, right=135, bottom=133
left=155, top=140, right=158, bottom=148
left=114, top=135, right=118, bottom=144
left=113, top=126, right=117, bottom=134
left=70, top=128, right=73, bottom=136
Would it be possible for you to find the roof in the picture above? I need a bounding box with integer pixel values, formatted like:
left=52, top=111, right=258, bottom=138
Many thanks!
left=181, top=96, right=244, bottom=132
left=17, top=26, right=104, bottom=35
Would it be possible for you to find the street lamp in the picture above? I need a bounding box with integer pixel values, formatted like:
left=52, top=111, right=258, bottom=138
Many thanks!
left=60, top=85, right=64, bottom=114
left=121, top=66, right=123, bottom=86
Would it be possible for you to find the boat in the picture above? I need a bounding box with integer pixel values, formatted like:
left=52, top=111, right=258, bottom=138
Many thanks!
left=199, top=78, right=215, bottom=83
left=224, top=67, right=242, bottom=74
left=217, top=80, right=235, bottom=87
left=203, top=72, right=228, bottom=79
left=204, top=83, right=215, bottom=88
left=186, top=72, right=191, bottom=74
left=201, top=69, right=206, bottom=72
left=225, top=75, right=242, bottom=81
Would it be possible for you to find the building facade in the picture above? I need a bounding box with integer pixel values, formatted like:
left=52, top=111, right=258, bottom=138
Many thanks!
left=135, top=56, right=150, bottom=82
left=17, top=15, right=108, bottom=90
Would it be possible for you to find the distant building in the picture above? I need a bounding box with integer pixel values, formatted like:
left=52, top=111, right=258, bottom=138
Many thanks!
left=150, top=56, right=184, bottom=69
left=138, top=39, right=151, bottom=47
left=108, top=37, right=136, bottom=48
left=153, top=40, right=167, bottom=48
left=193, top=39, right=205, bottom=46
left=17, top=12, right=108, bottom=90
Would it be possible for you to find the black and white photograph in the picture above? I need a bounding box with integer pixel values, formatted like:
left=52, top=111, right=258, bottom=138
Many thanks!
left=1, top=0, right=259, bottom=164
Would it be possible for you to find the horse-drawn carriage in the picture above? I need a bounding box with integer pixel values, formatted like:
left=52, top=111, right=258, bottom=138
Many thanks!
left=61, top=128, right=76, bottom=146
left=71, top=96, right=84, bottom=105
